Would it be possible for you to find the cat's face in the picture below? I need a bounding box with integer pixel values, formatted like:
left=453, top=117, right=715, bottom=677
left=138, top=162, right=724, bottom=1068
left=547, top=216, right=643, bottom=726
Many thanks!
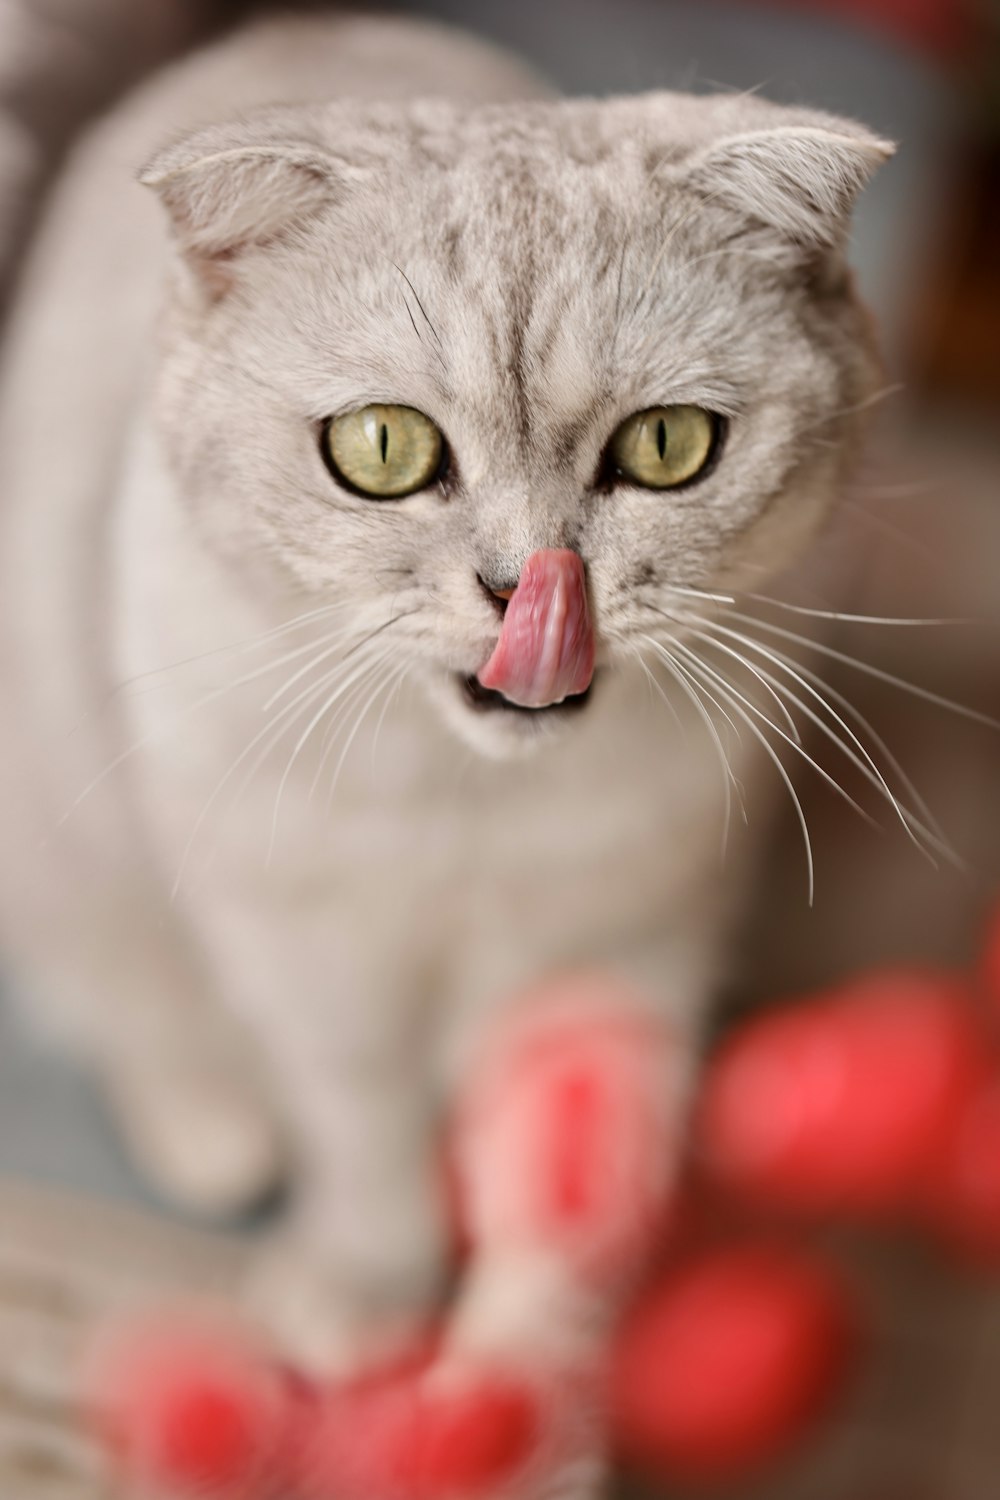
left=146, top=94, right=891, bottom=758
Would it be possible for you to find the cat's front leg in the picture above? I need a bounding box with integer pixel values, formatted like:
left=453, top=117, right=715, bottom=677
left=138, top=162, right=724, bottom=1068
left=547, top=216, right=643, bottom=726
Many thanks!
left=200, top=913, right=451, bottom=1375
left=247, top=1038, right=451, bottom=1375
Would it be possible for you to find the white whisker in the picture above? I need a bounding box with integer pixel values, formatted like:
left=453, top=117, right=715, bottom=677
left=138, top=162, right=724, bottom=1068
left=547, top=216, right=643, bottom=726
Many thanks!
left=799, top=381, right=905, bottom=434
left=260, top=630, right=363, bottom=712
left=671, top=637, right=875, bottom=830
left=261, top=609, right=415, bottom=713
left=60, top=625, right=353, bottom=828
left=169, top=612, right=416, bottom=896
left=103, top=602, right=349, bottom=708
left=699, top=621, right=963, bottom=872
left=653, top=600, right=799, bottom=741
left=641, top=635, right=744, bottom=857
left=679, top=622, right=801, bottom=744
left=631, top=645, right=682, bottom=730
left=725, top=610, right=1000, bottom=733
left=370, top=663, right=410, bottom=768
left=324, top=659, right=409, bottom=813
left=671, top=644, right=816, bottom=904
left=169, top=651, right=371, bottom=899
left=266, top=643, right=397, bottom=863
left=687, top=623, right=955, bottom=867
left=307, top=649, right=399, bottom=802
left=664, top=583, right=736, bottom=605
left=743, top=593, right=972, bottom=628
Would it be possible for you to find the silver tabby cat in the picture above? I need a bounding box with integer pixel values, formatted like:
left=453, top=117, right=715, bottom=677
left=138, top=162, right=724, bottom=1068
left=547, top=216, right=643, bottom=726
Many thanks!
left=0, top=6, right=890, bottom=1403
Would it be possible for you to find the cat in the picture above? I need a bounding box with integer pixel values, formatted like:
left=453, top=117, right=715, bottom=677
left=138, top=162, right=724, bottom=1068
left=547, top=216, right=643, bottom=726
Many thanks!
left=0, top=0, right=891, bottom=1421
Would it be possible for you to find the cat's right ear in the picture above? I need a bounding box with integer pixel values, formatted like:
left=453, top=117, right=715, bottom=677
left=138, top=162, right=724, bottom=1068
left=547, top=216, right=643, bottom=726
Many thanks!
left=683, top=120, right=895, bottom=253
left=139, top=113, right=337, bottom=301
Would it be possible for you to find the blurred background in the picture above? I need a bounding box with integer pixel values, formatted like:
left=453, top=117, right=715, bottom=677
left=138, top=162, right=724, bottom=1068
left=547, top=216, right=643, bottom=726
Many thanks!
left=0, top=1, right=998, bottom=1497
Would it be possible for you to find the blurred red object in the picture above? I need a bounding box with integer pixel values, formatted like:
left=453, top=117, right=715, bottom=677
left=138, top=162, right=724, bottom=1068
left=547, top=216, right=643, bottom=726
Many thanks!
left=92, top=1321, right=292, bottom=1499
left=729, top=0, right=972, bottom=57
left=301, top=1357, right=540, bottom=1500
left=699, top=970, right=986, bottom=1216
left=611, top=1246, right=858, bottom=1480
left=97, top=1251, right=857, bottom=1500
left=404, top=1377, right=539, bottom=1500
left=109, top=958, right=1000, bottom=1498
left=455, top=977, right=676, bottom=1283
left=917, top=1077, right=1000, bottom=1262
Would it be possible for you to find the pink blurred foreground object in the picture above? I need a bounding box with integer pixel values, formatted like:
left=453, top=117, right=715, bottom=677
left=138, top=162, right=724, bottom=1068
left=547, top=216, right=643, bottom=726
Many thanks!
left=95, top=1257, right=858, bottom=1500
left=97, top=1324, right=543, bottom=1500
left=917, top=1077, right=1000, bottom=1262
left=611, top=1246, right=859, bottom=1480
left=92, top=1320, right=294, bottom=1498
left=476, top=549, right=594, bottom=708
left=699, top=970, right=985, bottom=1216
left=402, top=1375, right=540, bottom=1499
left=455, top=973, right=676, bottom=1282
left=301, top=1355, right=540, bottom=1500
left=95, top=971, right=890, bottom=1499
left=728, top=0, right=972, bottom=57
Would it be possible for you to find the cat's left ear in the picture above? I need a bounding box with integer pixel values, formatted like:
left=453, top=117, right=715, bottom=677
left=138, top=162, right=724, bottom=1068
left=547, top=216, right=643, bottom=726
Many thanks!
left=686, top=123, right=895, bottom=249
left=140, top=112, right=338, bottom=299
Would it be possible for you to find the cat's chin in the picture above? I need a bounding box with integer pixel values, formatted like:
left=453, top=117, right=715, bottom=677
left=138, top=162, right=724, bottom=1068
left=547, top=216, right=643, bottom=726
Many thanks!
left=425, top=672, right=594, bottom=760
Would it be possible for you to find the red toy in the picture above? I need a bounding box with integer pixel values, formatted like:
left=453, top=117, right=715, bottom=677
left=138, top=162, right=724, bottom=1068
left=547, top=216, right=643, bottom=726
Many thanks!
left=94, top=1321, right=294, bottom=1499
left=698, top=968, right=987, bottom=1218
left=452, top=973, right=677, bottom=1283
left=91, top=898, right=1000, bottom=1499
left=699, top=897, right=1000, bottom=1257
left=90, top=973, right=858, bottom=1500
left=611, top=1245, right=857, bottom=1480
left=916, top=1076, right=1000, bottom=1261
left=299, top=1351, right=541, bottom=1500
left=94, top=1246, right=857, bottom=1500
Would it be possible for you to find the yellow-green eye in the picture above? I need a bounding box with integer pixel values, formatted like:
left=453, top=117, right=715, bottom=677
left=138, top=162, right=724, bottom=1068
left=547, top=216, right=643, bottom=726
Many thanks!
left=608, top=405, right=718, bottom=490
left=322, top=404, right=445, bottom=498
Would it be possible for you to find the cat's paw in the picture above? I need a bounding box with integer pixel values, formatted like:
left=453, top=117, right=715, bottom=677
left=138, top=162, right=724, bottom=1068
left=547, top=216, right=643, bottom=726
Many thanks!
left=105, top=1060, right=285, bottom=1218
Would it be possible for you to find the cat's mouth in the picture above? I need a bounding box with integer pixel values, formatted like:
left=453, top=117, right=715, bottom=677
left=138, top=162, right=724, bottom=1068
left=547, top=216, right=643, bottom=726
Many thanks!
left=458, top=674, right=594, bottom=716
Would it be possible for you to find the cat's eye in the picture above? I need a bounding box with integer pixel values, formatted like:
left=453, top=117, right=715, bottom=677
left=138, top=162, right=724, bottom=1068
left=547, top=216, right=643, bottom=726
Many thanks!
left=608, top=405, right=718, bottom=490
left=322, top=405, right=445, bottom=499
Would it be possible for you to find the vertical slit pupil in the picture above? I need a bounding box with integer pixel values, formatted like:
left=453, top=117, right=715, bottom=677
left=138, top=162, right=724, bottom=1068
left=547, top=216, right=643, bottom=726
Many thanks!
left=380, top=423, right=389, bottom=463
left=656, top=418, right=667, bottom=461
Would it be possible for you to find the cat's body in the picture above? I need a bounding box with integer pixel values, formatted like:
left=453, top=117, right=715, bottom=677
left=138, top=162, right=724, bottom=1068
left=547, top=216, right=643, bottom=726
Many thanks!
left=0, top=8, right=888, bottom=1388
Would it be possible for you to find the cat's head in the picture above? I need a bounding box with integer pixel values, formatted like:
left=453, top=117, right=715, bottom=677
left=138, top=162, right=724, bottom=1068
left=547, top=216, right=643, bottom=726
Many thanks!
left=142, top=92, right=892, bottom=758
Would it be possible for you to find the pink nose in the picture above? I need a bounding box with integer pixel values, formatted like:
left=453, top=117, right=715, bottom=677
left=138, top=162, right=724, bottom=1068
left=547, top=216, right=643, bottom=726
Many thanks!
left=476, top=549, right=595, bottom=709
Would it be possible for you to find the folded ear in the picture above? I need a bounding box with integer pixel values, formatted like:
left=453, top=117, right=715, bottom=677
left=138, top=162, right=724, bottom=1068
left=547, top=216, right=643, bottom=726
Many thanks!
left=686, top=123, right=895, bottom=248
left=140, top=111, right=338, bottom=296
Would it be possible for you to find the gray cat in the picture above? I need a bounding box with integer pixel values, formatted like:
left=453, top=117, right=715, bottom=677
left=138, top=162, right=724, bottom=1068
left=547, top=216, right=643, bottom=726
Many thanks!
left=0, top=3, right=892, bottom=1449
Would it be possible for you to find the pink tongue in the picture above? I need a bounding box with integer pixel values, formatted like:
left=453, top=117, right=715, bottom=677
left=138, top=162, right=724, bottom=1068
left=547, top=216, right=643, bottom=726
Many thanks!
left=477, top=549, right=595, bottom=709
